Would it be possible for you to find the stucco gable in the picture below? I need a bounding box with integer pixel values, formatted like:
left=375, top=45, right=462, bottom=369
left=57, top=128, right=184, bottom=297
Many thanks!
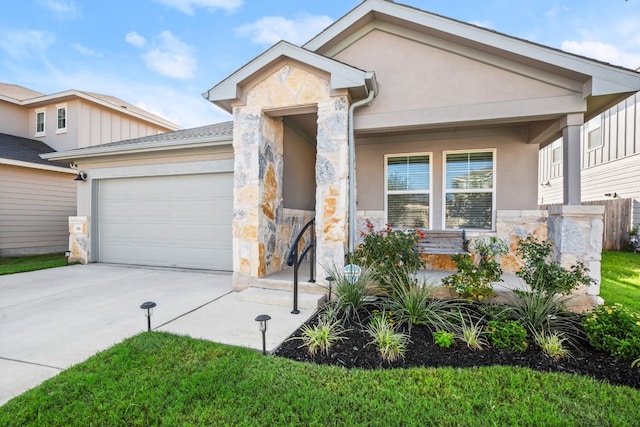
left=305, top=0, right=640, bottom=115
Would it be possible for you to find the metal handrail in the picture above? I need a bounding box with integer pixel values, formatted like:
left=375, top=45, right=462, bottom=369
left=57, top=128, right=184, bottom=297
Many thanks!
left=286, top=218, right=315, bottom=314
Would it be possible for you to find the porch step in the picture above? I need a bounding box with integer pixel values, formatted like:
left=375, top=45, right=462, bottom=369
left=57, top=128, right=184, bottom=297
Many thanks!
left=237, top=287, right=325, bottom=310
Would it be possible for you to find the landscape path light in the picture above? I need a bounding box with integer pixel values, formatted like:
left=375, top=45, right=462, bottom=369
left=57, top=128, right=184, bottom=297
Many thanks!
left=140, top=301, right=157, bottom=331
left=255, top=314, right=271, bottom=355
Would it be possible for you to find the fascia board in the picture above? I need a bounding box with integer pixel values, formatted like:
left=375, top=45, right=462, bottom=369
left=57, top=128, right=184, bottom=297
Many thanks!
left=203, top=41, right=371, bottom=103
left=0, top=157, right=75, bottom=173
left=41, top=136, right=232, bottom=161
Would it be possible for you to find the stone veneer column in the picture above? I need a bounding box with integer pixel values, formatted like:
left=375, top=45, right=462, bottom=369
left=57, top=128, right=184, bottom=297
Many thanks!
left=315, top=97, right=349, bottom=275
left=69, top=216, right=90, bottom=264
left=548, top=205, right=604, bottom=310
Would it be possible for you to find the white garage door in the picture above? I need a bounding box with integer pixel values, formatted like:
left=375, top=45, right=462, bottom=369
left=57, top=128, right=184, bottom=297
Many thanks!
left=97, top=173, right=233, bottom=270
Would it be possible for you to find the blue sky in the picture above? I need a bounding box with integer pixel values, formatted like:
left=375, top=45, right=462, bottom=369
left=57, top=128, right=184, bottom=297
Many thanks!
left=1, top=0, right=639, bottom=128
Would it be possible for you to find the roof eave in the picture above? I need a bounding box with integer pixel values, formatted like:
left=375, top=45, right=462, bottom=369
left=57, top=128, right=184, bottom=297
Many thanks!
left=41, top=136, right=233, bottom=161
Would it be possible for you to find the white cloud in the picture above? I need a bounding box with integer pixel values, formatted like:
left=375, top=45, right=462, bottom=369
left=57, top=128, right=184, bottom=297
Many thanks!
left=236, top=13, right=334, bottom=46
left=0, top=30, right=55, bottom=60
left=125, top=31, right=147, bottom=48
left=38, top=0, right=78, bottom=18
left=561, top=40, right=640, bottom=69
left=72, top=43, right=101, bottom=57
left=156, top=0, right=242, bottom=15
left=142, top=31, right=197, bottom=79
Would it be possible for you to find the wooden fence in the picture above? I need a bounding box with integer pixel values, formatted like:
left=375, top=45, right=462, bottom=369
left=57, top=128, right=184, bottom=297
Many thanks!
left=540, top=198, right=632, bottom=251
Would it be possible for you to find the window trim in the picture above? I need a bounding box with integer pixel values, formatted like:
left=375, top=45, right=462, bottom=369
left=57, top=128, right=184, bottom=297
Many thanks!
left=384, top=152, right=432, bottom=230
left=586, top=127, right=602, bottom=151
left=35, top=109, right=46, bottom=137
left=551, top=140, right=562, bottom=165
left=56, top=104, right=67, bottom=134
left=442, top=148, right=497, bottom=231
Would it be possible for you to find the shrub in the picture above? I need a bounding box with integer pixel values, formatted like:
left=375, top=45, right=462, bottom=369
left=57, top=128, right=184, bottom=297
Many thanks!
left=508, top=291, right=584, bottom=344
left=366, top=310, right=410, bottom=362
left=583, top=304, right=640, bottom=360
left=442, top=237, right=507, bottom=301
left=433, top=330, right=455, bottom=348
left=354, top=220, right=425, bottom=279
left=533, top=330, right=571, bottom=360
left=325, top=264, right=380, bottom=322
left=457, top=312, right=488, bottom=351
left=298, top=311, right=348, bottom=356
left=485, top=319, right=528, bottom=351
left=516, top=236, right=593, bottom=296
left=384, top=268, right=463, bottom=333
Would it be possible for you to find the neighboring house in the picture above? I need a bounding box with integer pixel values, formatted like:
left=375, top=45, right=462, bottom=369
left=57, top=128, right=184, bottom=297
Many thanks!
left=0, top=83, right=180, bottom=256
left=539, top=91, right=640, bottom=230
left=45, top=0, right=640, bottom=309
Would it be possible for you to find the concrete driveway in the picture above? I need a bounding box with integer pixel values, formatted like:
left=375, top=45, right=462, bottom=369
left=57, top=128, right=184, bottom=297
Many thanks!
left=0, top=264, right=314, bottom=406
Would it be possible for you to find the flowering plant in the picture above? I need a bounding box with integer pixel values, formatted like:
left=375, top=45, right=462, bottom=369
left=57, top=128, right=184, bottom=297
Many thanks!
left=354, top=220, right=425, bottom=278
left=583, top=304, right=640, bottom=360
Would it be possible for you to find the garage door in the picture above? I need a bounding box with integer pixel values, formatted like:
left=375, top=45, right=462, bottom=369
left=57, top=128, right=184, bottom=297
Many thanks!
left=97, top=173, right=233, bottom=270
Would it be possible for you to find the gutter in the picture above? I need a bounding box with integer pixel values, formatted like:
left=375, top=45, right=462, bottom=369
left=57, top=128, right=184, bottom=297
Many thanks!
left=347, top=74, right=378, bottom=254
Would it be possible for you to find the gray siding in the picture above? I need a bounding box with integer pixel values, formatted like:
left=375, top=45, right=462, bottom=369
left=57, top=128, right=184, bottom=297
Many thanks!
left=0, top=165, right=76, bottom=256
left=538, top=92, right=640, bottom=228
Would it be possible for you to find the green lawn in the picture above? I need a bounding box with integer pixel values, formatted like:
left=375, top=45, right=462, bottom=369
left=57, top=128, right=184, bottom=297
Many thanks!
left=0, top=332, right=639, bottom=426
left=599, top=250, right=640, bottom=311
left=0, top=253, right=70, bottom=275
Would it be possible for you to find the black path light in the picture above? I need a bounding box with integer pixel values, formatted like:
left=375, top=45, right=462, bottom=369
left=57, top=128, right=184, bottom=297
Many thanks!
left=140, top=301, right=157, bottom=331
left=255, top=314, right=271, bottom=355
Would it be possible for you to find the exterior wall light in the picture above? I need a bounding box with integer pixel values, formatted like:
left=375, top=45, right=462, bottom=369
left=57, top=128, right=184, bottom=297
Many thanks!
left=255, top=314, right=271, bottom=355
left=140, top=301, right=157, bottom=331
left=74, top=171, right=87, bottom=181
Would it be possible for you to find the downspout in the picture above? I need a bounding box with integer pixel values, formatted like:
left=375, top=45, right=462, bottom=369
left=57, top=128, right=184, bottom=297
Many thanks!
left=347, top=87, right=376, bottom=255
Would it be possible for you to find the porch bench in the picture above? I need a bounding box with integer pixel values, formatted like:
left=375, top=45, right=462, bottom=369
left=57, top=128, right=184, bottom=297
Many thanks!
left=416, top=230, right=468, bottom=255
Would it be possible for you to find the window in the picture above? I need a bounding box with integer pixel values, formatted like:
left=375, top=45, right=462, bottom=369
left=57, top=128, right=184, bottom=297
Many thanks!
left=35, top=110, right=45, bottom=136
left=587, top=128, right=602, bottom=150
left=551, top=140, right=562, bottom=164
left=385, top=154, right=431, bottom=228
left=444, top=150, right=495, bottom=230
left=56, top=105, right=67, bottom=133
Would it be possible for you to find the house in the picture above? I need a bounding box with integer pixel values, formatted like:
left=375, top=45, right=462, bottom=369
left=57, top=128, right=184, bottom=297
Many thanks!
left=538, top=91, right=640, bottom=233
left=0, top=83, right=180, bottom=256
left=44, top=0, right=640, bottom=309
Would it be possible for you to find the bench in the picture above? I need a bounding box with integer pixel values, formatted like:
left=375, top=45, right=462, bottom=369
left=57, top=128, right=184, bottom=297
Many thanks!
left=416, top=230, right=468, bottom=255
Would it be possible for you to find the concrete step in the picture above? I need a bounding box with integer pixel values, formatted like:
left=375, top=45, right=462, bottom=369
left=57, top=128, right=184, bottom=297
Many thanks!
left=237, top=287, right=325, bottom=310
left=249, top=276, right=326, bottom=295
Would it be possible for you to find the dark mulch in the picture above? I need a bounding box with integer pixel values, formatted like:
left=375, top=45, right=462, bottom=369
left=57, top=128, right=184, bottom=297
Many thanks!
left=273, top=306, right=640, bottom=389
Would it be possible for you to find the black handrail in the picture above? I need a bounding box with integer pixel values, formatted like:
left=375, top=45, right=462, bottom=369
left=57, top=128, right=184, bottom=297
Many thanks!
left=286, top=218, right=315, bottom=314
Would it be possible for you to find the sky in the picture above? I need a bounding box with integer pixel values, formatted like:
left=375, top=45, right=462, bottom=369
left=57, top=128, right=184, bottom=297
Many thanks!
left=1, top=0, right=640, bottom=129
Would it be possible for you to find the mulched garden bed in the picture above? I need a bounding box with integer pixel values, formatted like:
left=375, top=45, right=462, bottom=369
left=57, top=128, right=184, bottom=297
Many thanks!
left=273, top=306, right=640, bottom=389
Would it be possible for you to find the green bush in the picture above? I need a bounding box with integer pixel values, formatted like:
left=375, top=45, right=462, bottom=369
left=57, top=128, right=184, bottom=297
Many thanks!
left=297, top=310, right=348, bottom=356
left=442, top=237, right=507, bottom=301
left=325, top=264, right=380, bottom=322
left=366, top=310, right=411, bottom=362
left=533, top=330, right=571, bottom=360
left=485, top=320, right=528, bottom=351
left=516, top=236, right=593, bottom=296
left=433, top=330, right=455, bottom=348
left=583, top=304, right=640, bottom=360
left=354, top=220, right=425, bottom=279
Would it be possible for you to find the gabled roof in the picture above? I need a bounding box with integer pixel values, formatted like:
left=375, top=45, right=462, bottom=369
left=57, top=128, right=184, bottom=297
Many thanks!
left=203, top=41, right=378, bottom=112
left=42, top=121, right=233, bottom=161
left=304, top=0, right=640, bottom=101
left=0, top=133, right=71, bottom=172
left=0, top=83, right=181, bottom=131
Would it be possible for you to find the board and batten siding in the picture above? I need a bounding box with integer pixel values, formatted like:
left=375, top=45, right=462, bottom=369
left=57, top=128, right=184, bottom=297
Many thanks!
left=0, top=164, right=76, bottom=256
left=538, top=92, right=640, bottom=228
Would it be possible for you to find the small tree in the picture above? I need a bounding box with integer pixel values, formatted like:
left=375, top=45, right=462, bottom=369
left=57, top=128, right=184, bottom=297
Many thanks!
left=516, top=235, right=593, bottom=296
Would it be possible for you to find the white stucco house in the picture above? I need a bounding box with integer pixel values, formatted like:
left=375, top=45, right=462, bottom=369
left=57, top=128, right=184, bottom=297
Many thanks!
left=45, top=0, right=640, bottom=308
